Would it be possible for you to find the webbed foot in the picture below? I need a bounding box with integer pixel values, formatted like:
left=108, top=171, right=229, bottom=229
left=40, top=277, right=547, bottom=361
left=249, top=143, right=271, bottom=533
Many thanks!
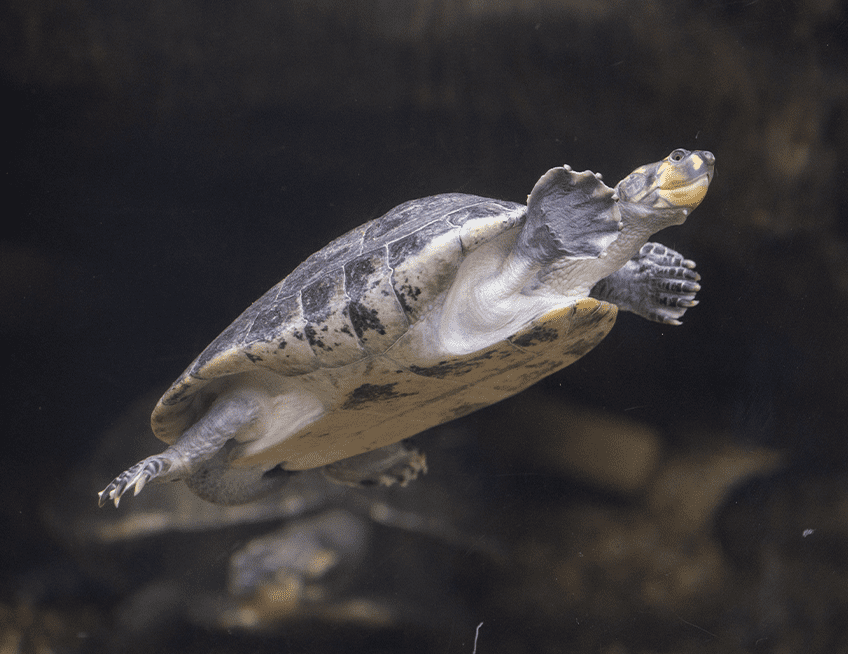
left=97, top=455, right=175, bottom=507
left=591, top=242, right=701, bottom=325
left=322, top=440, right=427, bottom=488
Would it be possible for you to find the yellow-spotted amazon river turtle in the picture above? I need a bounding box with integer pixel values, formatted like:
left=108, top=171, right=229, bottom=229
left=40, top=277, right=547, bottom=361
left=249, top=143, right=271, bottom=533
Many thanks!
left=99, top=148, right=715, bottom=507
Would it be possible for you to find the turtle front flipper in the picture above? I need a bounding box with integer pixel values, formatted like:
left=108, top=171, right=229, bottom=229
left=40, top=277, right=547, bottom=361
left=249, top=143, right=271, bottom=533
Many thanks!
left=590, top=242, right=701, bottom=325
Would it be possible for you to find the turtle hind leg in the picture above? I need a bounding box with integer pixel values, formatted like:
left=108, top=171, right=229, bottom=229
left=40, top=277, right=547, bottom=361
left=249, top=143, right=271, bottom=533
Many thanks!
left=590, top=242, right=701, bottom=325
left=98, top=389, right=270, bottom=508
left=322, top=440, right=427, bottom=488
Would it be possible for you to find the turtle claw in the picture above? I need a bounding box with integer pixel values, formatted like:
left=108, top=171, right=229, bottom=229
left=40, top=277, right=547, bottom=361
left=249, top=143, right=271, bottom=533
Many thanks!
left=97, top=457, right=171, bottom=508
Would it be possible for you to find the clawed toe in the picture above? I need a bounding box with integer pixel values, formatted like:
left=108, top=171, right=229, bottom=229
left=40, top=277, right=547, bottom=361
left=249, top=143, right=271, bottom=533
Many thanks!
left=659, top=294, right=698, bottom=309
left=655, top=277, right=701, bottom=295
left=97, top=458, right=168, bottom=508
left=98, top=466, right=143, bottom=508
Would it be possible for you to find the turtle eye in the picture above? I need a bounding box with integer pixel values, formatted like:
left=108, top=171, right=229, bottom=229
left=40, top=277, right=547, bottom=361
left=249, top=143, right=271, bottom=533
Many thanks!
left=669, top=149, right=687, bottom=162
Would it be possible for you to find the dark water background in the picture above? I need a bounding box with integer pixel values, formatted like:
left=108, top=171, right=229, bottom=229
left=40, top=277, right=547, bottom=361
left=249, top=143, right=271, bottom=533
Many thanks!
left=3, top=1, right=848, bottom=652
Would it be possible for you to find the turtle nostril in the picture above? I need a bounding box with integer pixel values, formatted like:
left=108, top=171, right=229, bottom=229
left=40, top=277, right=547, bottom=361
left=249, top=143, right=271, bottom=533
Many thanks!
left=701, top=151, right=715, bottom=165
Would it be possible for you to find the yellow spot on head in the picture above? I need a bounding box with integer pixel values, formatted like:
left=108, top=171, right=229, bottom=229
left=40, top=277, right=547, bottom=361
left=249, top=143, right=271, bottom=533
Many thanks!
left=657, top=177, right=709, bottom=209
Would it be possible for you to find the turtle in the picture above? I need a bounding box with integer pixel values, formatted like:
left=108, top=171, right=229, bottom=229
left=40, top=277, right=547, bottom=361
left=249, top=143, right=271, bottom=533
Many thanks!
left=99, top=148, right=715, bottom=508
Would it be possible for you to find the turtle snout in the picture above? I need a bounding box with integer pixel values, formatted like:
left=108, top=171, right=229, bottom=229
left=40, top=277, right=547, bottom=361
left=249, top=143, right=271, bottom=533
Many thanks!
left=697, top=150, right=715, bottom=184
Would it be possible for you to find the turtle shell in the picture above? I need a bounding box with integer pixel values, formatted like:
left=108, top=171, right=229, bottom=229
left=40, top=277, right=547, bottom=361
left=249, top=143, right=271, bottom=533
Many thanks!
left=150, top=192, right=617, bottom=471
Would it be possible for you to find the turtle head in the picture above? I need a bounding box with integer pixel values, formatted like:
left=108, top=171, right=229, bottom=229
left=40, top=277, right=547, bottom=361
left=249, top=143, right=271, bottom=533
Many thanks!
left=615, top=149, right=715, bottom=226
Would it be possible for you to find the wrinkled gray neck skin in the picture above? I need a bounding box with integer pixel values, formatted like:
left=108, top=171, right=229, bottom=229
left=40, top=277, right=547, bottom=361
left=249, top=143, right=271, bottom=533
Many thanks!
left=511, top=168, right=689, bottom=300
left=542, top=197, right=690, bottom=291
left=436, top=167, right=688, bottom=356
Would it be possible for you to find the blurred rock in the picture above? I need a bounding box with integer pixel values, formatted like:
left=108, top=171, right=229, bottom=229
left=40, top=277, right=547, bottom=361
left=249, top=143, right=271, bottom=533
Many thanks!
left=485, top=392, right=662, bottom=495
left=648, top=442, right=783, bottom=534
left=224, top=509, right=370, bottom=627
